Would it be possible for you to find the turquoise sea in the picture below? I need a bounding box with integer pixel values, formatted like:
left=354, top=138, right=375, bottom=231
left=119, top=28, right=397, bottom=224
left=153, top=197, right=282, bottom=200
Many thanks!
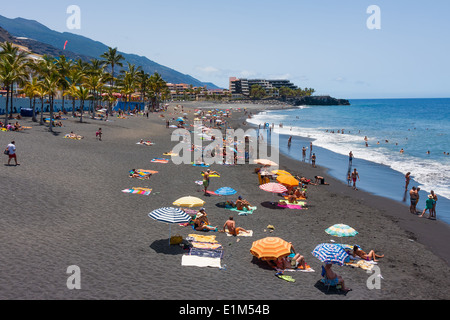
left=248, top=98, right=450, bottom=225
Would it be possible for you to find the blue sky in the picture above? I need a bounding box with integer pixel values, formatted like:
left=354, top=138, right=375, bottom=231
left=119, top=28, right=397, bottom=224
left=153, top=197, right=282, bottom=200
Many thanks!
left=1, top=0, right=449, bottom=99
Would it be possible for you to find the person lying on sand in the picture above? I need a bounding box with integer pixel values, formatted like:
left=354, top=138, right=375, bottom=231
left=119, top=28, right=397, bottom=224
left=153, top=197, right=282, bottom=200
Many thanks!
left=67, top=132, right=83, bottom=139
left=221, top=216, right=248, bottom=236
left=353, top=245, right=384, bottom=262
left=314, top=176, right=329, bottom=185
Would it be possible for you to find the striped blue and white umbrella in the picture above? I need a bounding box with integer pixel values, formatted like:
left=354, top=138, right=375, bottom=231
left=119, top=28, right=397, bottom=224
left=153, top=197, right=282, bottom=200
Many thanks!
left=312, top=243, right=349, bottom=266
left=149, top=207, right=192, bottom=245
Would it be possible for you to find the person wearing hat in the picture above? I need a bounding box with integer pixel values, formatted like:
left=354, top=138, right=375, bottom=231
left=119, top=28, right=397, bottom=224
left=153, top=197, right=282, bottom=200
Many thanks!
left=193, top=208, right=217, bottom=232
left=419, top=194, right=436, bottom=219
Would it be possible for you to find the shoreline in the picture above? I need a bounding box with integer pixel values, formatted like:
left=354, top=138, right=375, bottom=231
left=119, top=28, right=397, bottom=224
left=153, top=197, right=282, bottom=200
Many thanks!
left=1, top=102, right=449, bottom=300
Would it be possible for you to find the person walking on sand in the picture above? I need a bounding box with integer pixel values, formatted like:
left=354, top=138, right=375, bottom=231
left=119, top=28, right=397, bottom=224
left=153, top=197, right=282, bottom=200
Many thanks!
left=96, top=128, right=102, bottom=141
left=351, top=169, right=360, bottom=190
left=6, top=141, right=19, bottom=166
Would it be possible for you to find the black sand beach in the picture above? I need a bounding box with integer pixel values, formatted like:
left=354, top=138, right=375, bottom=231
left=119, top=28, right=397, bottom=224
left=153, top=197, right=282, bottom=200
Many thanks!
left=1, top=102, right=450, bottom=301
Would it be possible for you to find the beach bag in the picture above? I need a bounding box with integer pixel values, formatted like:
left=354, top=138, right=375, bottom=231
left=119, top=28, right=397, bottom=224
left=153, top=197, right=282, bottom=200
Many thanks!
left=170, top=235, right=183, bottom=245
left=4, top=149, right=9, bottom=155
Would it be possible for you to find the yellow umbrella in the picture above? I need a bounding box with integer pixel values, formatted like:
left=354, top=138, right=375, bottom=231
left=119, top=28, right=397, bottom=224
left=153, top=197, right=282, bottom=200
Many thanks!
left=276, top=175, right=300, bottom=187
left=173, top=196, right=205, bottom=208
left=254, top=159, right=279, bottom=167
left=250, top=237, right=292, bottom=261
left=271, top=170, right=292, bottom=176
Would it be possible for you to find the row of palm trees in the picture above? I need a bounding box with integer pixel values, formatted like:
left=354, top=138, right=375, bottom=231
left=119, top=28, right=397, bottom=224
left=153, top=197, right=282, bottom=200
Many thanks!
left=0, top=42, right=169, bottom=131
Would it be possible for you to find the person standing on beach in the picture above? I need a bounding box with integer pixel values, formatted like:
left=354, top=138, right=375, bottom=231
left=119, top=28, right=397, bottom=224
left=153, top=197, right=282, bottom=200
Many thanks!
left=349, top=151, right=354, bottom=166
left=409, top=187, right=418, bottom=214
left=311, top=153, right=316, bottom=168
left=405, top=172, right=411, bottom=191
left=302, top=147, right=307, bottom=162
left=430, top=190, right=438, bottom=219
left=5, top=141, right=19, bottom=166
left=96, top=128, right=102, bottom=141
left=202, top=169, right=220, bottom=196
left=288, top=136, right=292, bottom=148
left=351, top=169, right=360, bottom=190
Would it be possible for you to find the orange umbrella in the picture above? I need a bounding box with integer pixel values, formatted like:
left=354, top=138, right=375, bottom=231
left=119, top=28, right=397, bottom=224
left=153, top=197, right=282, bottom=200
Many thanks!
left=272, top=170, right=292, bottom=176
left=250, top=237, right=292, bottom=261
left=276, top=175, right=299, bottom=187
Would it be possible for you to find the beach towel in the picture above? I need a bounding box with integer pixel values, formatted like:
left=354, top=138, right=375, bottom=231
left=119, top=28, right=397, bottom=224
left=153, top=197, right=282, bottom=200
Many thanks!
left=151, top=158, right=169, bottom=164
left=345, top=259, right=376, bottom=271
left=278, top=200, right=306, bottom=210
left=164, top=152, right=179, bottom=156
left=225, top=230, right=253, bottom=237
left=189, top=247, right=223, bottom=258
left=187, top=234, right=218, bottom=243
left=191, top=242, right=223, bottom=250
left=280, top=265, right=315, bottom=273
left=121, top=188, right=152, bottom=196
left=137, top=141, right=154, bottom=146
left=192, top=163, right=210, bottom=167
left=181, top=255, right=221, bottom=268
left=202, top=173, right=221, bottom=178
left=225, top=205, right=257, bottom=216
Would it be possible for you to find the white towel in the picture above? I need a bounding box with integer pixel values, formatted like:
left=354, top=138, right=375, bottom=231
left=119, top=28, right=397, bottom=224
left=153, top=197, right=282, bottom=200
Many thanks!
left=181, top=255, right=222, bottom=268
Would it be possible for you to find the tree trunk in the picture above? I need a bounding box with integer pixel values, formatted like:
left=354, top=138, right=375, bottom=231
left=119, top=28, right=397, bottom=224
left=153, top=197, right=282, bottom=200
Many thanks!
left=32, top=97, right=37, bottom=122
left=40, top=98, right=44, bottom=125
left=4, top=86, right=10, bottom=125
left=49, top=95, right=54, bottom=132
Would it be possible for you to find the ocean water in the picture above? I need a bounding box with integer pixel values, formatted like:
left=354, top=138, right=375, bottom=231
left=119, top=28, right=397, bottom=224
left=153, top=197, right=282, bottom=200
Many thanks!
left=247, top=98, right=450, bottom=224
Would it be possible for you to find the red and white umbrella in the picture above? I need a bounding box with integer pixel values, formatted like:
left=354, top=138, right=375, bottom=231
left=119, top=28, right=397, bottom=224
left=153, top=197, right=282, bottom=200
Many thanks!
left=259, top=183, right=287, bottom=194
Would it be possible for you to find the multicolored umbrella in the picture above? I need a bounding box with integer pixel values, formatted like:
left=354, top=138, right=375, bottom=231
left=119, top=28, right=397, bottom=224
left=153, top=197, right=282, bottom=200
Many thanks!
left=325, top=224, right=359, bottom=238
left=149, top=207, right=192, bottom=245
left=250, top=237, right=292, bottom=261
left=312, top=243, right=349, bottom=266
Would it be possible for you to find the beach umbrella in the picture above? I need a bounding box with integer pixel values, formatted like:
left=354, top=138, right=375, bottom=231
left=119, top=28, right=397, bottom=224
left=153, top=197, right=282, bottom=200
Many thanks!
left=325, top=224, right=359, bottom=238
left=276, top=175, right=300, bottom=187
left=250, top=237, right=292, bottom=261
left=259, top=183, right=288, bottom=194
left=149, top=207, right=192, bottom=246
left=271, top=170, right=292, bottom=176
left=215, top=187, right=237, bottom=203
left=254, top=159, right=279, bottom=167
left=173, top=196, right=205, bottom=208
left=312, top=243, right=349, bottom=266
left=176, top=117, right=184, bottom=122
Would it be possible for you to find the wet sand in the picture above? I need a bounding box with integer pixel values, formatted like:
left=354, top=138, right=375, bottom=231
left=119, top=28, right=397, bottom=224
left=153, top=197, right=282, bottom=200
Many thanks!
left=0, top=103, right=449, bottom=300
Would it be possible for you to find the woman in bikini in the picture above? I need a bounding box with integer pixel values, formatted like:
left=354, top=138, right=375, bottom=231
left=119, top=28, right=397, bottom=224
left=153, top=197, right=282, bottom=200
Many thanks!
left=353, top=246, right=384, bottom=262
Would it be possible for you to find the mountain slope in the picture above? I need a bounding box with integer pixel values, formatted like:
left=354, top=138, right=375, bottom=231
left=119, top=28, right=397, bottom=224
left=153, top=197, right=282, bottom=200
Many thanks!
left=0, top=15, right=219, bottom=89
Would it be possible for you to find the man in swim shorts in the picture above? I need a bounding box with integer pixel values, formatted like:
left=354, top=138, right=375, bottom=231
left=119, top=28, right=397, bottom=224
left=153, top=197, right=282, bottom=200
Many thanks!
left=222, top=216, right=248, bottom=236
left=409, top=187, right=418, bottom=214
left=351, top=169, right=360, bottom=190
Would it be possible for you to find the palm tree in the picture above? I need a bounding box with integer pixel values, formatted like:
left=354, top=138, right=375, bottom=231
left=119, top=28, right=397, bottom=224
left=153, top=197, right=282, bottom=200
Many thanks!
left=100, top=47, right=124, bottom=89
left=21, top=77, right=40, bottom=122
left=66, top=68, right=85, bottom=116
left=34, top=81, right=47, bottom=125
left=55, top=55, right=72, bottom=114
left=0, top=42, right=29, bottom=123
left=148, top=72, right=166, bottom=111
left=73, top=86, right=91, bottom=123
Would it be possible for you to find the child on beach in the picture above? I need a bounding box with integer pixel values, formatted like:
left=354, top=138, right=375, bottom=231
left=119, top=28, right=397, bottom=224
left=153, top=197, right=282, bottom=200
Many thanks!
left=96, top=128, right=102, bottom=141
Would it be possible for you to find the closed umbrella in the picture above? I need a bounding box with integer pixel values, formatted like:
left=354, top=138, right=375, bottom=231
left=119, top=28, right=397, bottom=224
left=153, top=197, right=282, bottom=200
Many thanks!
left=312, top=243, right=349, bottom=266
left=149, top=207, right=192, bottom=245
left=250, top=237, right=292, bottom=261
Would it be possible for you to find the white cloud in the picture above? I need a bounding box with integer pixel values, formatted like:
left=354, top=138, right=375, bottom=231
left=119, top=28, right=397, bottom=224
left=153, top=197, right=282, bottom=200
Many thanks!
left=196, top=66, right=220, bottom=74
